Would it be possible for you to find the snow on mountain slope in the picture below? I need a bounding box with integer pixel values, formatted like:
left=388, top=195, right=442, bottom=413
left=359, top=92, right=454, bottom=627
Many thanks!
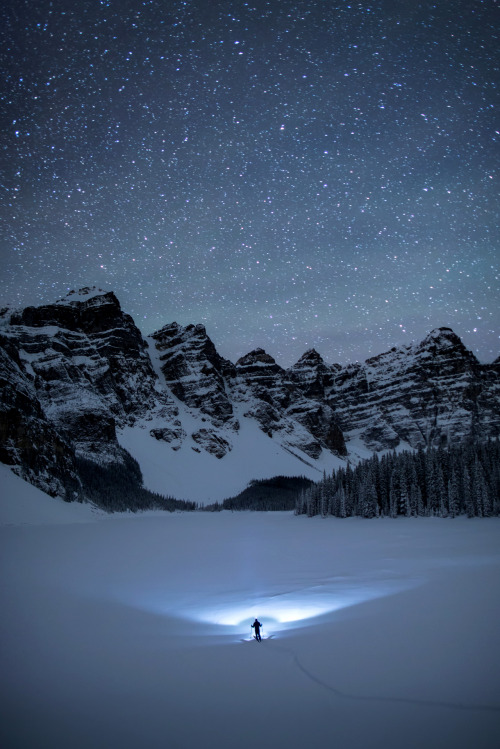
left=0, top=464, right=99, bottom=525
left=130, top=335, right=345, bottom=502
left=118, top=400, right=344, bottom=503
left=1, top=289, right=499, bottom=507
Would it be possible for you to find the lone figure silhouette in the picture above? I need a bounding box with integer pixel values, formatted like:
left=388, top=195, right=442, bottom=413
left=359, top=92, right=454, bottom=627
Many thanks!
left=251, top=618, right=262, bottom=641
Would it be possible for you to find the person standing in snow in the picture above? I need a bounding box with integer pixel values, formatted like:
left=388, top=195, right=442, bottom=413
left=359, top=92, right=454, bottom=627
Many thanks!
left=251, top=618, right=262, bottom=641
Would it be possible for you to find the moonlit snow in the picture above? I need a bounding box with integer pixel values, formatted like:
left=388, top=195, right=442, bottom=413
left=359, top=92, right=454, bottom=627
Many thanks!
left=1, top=465, right=499, bottom=749
left=118, top=403, right=347, bottom=504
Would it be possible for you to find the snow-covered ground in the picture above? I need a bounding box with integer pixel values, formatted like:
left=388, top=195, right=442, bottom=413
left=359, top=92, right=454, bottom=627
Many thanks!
left=118, top=401, right=345, bottom=503
left=1, top=466, right=500, bottom=749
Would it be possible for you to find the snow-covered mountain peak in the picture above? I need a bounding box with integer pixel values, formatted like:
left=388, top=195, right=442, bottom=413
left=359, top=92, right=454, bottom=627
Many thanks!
left=424, top=326, right=461, bottom=342
left=291, top=348, right=325, bottom=368
left=417, top=326, right=476, bottom=356
left=8, top=288, right=129, bottom=335
left=1, top=290, right=498, bottom=504
left=150, top=320, right=235, bottom=426
left=55, top=286, right=113, bottom=306
left=236, top=347, right=282, bottom=369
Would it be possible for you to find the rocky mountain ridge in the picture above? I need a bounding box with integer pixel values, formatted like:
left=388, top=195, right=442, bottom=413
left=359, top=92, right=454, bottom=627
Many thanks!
left=1, top=287, right=498, bottom=503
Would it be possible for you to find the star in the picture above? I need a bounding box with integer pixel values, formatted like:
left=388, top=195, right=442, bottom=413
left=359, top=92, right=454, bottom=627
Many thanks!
left=0, top=0, right=498, bottom=366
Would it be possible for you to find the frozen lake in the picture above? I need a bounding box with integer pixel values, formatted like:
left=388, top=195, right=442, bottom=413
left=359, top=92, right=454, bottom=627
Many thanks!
left=1, top=471, right=500, bottom=748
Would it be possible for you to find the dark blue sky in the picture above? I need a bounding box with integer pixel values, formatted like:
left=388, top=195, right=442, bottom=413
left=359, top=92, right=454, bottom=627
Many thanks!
left=1, top=0, right=498, bottom=366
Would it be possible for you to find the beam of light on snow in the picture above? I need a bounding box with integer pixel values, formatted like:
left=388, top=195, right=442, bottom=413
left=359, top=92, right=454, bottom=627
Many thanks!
left=177, top=580, right=417, bottom=634
left=118, top=578, right=421, bottom=639
left=195, top=599, right=339, bottom=626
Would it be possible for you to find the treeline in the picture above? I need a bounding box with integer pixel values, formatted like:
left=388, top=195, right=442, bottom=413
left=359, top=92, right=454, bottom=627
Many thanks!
left=204, top=476, right=314, bottom=512
left=76, top=452, right=197, bottom=513
left=296, top=440, right=500, bottom=519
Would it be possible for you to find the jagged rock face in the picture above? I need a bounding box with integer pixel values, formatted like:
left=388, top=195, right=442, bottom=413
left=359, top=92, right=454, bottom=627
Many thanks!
left=477, top=358, right=500, bottom=436
left=327, top=328, right=498, bottom=450
left=284, top=349, right=347, bottom=457
left=151, top=322, right=235, bottom=426
left=150, top=425, right=186, bottom=451
left=191, top=428, right=231, bottom=459
left=2, top=288, right=168, bottom=463
left=286, top=348, right=339, bottom=399
left=230, top=348, right=347, bottom=458
left=232, top=348, right=289, bottom=436
left=235, top=348, right=284, bottom=384
left=11, top=288, right=127, bottom=332
left=10, top=289, right=162, bottom=421
left=285, top=399, right=347, bottom=458
left=234, top=347, right=287, bottom=405
left=0, top=334, right=80, bottom=499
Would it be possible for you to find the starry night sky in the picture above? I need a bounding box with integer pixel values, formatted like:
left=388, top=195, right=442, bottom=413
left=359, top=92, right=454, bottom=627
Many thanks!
left=1, top=0, right=499, bottom=367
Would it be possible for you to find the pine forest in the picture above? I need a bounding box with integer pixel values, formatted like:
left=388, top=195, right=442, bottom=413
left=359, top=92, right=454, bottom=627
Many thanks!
left=295, top=440, right=500, bottom=520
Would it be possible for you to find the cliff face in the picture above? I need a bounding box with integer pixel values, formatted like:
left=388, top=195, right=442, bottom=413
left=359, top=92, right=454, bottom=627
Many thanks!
left=4, top=289, right=167, bottom=461
left=151, top=321, right=235, bottom=424
left=0, top=333, right=80, bottom=499
left=327, top=328, right=499, bottom=451
left=1, top=289, right=498, bottom=503
left=0, top=288, right=178, bottom=502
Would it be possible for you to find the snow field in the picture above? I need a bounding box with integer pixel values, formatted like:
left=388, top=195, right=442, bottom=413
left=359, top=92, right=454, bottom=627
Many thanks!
left=1, top=469, right=500, bottom=748
left=118, top=399, right=344, bottom=503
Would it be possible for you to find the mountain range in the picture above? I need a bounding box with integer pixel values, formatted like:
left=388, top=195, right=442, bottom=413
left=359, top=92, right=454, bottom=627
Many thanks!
left=1, top=287, right=498, bottom=504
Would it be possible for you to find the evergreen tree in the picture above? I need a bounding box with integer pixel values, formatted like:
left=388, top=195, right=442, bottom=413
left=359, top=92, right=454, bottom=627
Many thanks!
left=448, top=469, right=459, bottom=519
left=338, top=485, right=347, bottom=518
left=414, top=483, right=424, bottom=517
left=399, top=457, right=411, bottom=517
left=407, top=459, right=419, bottom=517
left=426, top=452, right=446, bottom=516
left=295, top=438, right=499, bottom=521
left=359, top=467, right=379, bottom=518
left=389, top=468, right=399, bottom=519
left=472, top=458, right=488, bottom=517
left=463, top=465, right=475, bottom=518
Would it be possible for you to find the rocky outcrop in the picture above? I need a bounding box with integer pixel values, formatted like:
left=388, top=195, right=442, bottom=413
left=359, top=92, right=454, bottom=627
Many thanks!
left=191, top=428, right=231, bottom=459
left=10, top=288, right=162, bottom=420
left=232, top=348, right=288, bottom=436
left=150, top=425, right=186, bottom=451
left=285, top=350, right=346, bottom=456
left=225, top=348, right=346, bottom=459
left=151, top=322, right=235, bottom=426
left=286, top=348, right=339, bottom=399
